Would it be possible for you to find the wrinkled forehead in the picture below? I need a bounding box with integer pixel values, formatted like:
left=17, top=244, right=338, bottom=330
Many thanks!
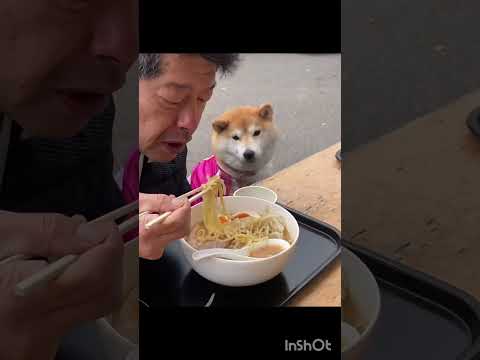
left=158, top=54, right=217, bottom=90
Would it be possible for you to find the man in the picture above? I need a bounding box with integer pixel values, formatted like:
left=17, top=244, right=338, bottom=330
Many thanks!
left=0, top=0, right=139, bottom=358
left=133, top=53, right=239, bottom=355
left=133, top=53, right=240, bottom=259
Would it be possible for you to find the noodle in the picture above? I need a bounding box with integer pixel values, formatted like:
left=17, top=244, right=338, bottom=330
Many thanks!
left=200, top=175, right=227, bottom=233
left=188, top=176, right=290, bottom=250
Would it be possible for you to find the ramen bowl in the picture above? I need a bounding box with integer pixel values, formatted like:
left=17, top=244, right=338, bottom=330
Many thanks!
left=342, top=247, right=381, bottom=359
left=179, top=196, right=300, bottom=287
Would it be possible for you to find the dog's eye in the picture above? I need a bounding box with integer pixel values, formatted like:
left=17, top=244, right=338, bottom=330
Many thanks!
left=232, top=135, right=240, bottom=141
left=253, top=130, right=261, bottom=136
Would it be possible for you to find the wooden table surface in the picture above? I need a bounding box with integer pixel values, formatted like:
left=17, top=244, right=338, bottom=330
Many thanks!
left=343, top=90, right=480, bottom=301
left=259, top=89, right=480, bottom=306
left=260, top=142, right=342, bottom=307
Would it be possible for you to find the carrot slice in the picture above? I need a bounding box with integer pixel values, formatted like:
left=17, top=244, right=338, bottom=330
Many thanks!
left=232, top=212, right=251, bottom=219
left=218, top=215, right=230, bottom=224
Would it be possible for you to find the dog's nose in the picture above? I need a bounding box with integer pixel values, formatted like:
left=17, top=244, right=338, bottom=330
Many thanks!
left=243, top=150, right=255, bottom=161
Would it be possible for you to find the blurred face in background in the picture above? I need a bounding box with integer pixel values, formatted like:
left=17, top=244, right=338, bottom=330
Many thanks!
left=0, top=0, right=138, bottom=138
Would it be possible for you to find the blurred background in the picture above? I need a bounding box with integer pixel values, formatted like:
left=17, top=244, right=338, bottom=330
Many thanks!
left=112, top=62, right=138, bottom=174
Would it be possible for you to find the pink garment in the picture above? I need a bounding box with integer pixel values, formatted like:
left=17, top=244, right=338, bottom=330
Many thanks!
left=189, top=155, right=233, bottom=205
left=122, top=149, right=140, bottom=205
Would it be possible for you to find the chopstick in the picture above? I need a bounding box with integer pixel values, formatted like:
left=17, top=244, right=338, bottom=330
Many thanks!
left=12, top=183, right=210, bottom=295
left=176, top=186, right=203, bottom=200
left=15, top=254, right=78, bottom=296
left=138, top=186, right=203, bottom=225
left=144, top=211, right=172, bottom=230
left=144, top=187, right=207, bottom=230
left=90, top=200, right=139, bottom=225
left=14, top=200, right=139, bottom=296
left=187, top=189, right=208, bottom=203
left=0, top=254, right=29, bottom=266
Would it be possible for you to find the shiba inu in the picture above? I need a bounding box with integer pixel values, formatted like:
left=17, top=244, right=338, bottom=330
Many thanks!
left=190, top=103, right=279, bottom=196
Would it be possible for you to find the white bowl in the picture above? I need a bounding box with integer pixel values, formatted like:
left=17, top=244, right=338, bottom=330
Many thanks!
left=179, top=196, right=299, bottom=287
left=233, top=186, right=278, bottom=203
left=342, top=247, right=381, bottom=359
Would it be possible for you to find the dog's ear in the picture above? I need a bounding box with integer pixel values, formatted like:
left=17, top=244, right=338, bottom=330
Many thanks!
left=212, top=119, right=229, bottom=133
left=258, top=103, right=273, bottom=120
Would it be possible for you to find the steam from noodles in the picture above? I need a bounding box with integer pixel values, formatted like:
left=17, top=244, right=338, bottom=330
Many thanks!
left=188, top=176, right=290, bottom=250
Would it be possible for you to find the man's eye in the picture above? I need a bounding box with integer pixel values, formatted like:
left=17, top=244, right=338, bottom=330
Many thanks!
left=232, top=135, right=240, bottom=141
left=161, top=97, right=181, bottom=106
left=197, top=97, right=207, bottom=103
left=253, top=130, right=261, bottom=136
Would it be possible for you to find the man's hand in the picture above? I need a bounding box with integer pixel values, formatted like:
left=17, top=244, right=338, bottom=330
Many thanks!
left=0, top=211, right=123, bottom=360
left=139, top=193, right=191, bottom=260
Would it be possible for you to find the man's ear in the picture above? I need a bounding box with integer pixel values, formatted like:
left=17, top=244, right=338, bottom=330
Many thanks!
left=258, top=103, right=273, bottom=120
left=212, top=119, right=229, bottom=133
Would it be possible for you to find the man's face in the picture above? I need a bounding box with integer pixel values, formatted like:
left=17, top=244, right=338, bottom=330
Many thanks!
left=0, top=0, right=138, bottom=138
left=139, top=54, right=217, bottom=162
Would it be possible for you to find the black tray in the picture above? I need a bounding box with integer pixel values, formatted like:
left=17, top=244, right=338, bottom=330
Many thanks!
left=139, top=206, right=341, bottom=307
left=335, top=148, right=342, bottom=162
left=467, top=107, right=480, bottom=138
left=344, top=241, right=480, bottom=360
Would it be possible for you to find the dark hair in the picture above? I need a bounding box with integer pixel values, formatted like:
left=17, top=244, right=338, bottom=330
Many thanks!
left=138, top=53, right=240, bottom=79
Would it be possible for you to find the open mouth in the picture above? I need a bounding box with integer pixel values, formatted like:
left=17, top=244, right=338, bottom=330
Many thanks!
left=164, top=141, right=185, bottom=153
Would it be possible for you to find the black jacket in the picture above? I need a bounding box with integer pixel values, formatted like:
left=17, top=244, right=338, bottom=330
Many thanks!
left=0, top=98, right=124, bottom=220
left=138, top=148, right=192, bottom=309
left=139, top=148, right=191, bottom=197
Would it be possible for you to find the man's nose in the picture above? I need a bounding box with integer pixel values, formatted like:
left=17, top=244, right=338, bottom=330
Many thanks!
left=177, top=100, right=201, bottom=134
left=90, top=2, right=138, bottom=70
